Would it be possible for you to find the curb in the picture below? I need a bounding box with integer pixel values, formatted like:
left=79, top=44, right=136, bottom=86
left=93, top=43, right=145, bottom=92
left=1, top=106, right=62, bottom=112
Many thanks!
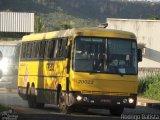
left=137, top=101, right=148, bottom=106
left=0, top=88, right=17, bottom=93
left=137, top=99, right=160, bottom=109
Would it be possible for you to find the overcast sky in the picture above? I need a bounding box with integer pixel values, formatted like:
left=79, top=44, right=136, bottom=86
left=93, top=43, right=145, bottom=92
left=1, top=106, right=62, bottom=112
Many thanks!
left=131, top=0, right=160, bottom=1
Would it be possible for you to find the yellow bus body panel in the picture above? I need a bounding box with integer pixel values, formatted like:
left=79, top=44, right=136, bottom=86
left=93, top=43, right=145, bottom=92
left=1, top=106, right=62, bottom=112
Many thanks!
left=70, top=71, right=138, bottom=96
left=18, top=60, right=67, bottom=90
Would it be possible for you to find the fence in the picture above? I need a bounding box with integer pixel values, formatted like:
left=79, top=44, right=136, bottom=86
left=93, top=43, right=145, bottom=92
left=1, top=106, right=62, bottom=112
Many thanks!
left=138, top=67, right=160, bottom=78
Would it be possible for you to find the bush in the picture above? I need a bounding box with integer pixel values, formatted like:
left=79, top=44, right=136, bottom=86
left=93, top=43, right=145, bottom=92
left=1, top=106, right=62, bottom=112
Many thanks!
left=0, top=105, right=10, bottom=112
left=138, top=74, right=160, bottom=100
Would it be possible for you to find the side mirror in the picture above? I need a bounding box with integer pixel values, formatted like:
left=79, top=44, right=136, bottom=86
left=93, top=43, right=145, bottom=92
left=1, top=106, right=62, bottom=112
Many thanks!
left=137, top=49, right=142, bottom=62
left=0, top=51, right=2, bottom=61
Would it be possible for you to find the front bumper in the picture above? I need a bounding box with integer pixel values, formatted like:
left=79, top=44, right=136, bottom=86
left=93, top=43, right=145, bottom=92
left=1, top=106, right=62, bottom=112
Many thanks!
left=68, top=92, right=137, bottom=108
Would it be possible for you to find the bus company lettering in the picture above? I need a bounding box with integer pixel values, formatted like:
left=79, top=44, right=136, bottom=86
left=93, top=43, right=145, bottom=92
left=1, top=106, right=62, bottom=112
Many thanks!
left=46, top=63, right=55, bottom=71
left=78, top=80, right=94, bottom=84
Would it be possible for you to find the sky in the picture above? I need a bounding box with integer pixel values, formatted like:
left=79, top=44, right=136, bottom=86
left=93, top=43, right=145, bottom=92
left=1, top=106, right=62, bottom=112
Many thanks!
left=125, top=0, right=160, bottom=1
left=116, top=0, right=160, bottom=1
left=131, top=0, right=160, bottom=1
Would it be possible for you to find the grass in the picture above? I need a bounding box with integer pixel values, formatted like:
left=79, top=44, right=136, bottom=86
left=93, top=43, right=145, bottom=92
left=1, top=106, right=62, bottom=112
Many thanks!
left=0, top=104, right=10, bottom=112
left=138, top=74, right=160, bottom=100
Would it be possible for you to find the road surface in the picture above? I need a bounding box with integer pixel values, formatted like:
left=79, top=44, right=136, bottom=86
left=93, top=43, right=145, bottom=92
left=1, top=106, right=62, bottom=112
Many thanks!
left=0, top=89, right=160, bottom=120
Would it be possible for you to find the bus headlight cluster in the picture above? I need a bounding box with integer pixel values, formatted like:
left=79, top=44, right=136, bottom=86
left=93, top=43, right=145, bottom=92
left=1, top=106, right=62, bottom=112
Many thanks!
left=83, top=97, right=88, bottom=102
left=76, top=95, right=89, bottom=102
left=128, top=98, right=134, bottom=104
left=76, top=95, right=82, bottom=101
left=123, top=99, right=127, bottom=103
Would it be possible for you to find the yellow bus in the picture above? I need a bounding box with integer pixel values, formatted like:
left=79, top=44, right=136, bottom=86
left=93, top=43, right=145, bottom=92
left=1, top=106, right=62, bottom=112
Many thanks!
left=18, top=27, right=142, bottom=115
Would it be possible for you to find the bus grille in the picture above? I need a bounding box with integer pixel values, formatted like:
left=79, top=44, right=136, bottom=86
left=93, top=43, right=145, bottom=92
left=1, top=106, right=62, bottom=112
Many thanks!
left=81, top=91, right=129, bottom=96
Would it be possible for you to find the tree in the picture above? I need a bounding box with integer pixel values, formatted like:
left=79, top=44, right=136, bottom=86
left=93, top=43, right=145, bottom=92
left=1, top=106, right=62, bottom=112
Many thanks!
left=34, top=16, right=44, bottom=32
left=59, top=21, right=75, bottom=30
left=148, top=15, right=160, bottom=20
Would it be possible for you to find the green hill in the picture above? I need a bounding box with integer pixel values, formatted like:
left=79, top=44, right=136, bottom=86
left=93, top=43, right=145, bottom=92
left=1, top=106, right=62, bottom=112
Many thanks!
left=0, top=0, right=160, bottom=32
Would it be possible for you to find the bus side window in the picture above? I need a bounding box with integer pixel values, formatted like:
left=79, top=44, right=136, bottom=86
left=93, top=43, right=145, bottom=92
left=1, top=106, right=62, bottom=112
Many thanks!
left=54, top=40, right=58, bottom=59
left=24, top=43, right=27, bottom=59
left=26, top=43, right=30, bottom=59
left=32, top=42, right=36, bottom=59
left=44, top=39, right=55, bottom=60
left=56, top=39, right=63, bottom=58
left=39, top=41, right=46, bottom=59
left=61, top=38, right=68, bottom=57
left=56, top=38, right=68, bottom=59
left=49, top=40, right=56, bottom=59
left=45, top=40, right=50, bottom=59
left=21, top=43, right=25, bottom=59
left=35, top=41, right=41, bottom=59
left=44, top=41, right=49, bottom=59
left=30, top=42, right=34, bottom=59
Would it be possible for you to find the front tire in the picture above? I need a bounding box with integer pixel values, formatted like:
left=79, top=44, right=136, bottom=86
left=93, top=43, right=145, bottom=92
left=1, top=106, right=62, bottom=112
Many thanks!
left=109, top=106, right=124, bottom=116
left=59, top=91, right=72, bottom=114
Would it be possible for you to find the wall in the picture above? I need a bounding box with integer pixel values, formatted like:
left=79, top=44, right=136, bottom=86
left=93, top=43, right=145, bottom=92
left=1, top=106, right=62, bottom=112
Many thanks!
left=107, top=18, right=160, bottom=68
left=0, top=12, right=34, bottom=33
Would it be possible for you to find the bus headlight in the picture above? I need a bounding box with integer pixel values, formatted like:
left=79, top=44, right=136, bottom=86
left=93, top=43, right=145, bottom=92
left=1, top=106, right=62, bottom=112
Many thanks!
left=128, top=98, right=134, bottom=104
left=76, top=95, right=82, bottom=101
left=123, top=99, right=127, bottom=103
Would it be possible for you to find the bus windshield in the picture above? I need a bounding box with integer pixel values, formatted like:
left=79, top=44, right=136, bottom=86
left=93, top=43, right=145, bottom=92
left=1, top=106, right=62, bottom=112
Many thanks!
left=73, top=37, right=138, bottom=74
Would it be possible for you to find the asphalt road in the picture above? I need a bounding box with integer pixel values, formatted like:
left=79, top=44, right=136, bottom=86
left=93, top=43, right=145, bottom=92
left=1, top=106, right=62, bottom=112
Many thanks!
left=0, top=89, right=160, bottom=120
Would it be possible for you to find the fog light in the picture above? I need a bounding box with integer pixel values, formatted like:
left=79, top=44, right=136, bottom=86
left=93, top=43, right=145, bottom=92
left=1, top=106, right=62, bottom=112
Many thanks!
left=123, top=99, right=127, bottom=103
left=128, top=98, right=134, bottom=104
left=83, top=97, right=88, bottom=102
left=76, top=95, right=82, bottom=101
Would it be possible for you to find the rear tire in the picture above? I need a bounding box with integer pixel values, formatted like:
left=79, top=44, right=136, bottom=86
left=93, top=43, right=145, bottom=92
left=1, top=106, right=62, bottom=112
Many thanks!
left=109, top=106, right=124, bottom=116
left=37, top=103, right=45, bottom=109
left=28, top=91, right=37, bottom=108
left=28, top=86, right=44, bottom=108
left=73, top=107, right=88, bottom=113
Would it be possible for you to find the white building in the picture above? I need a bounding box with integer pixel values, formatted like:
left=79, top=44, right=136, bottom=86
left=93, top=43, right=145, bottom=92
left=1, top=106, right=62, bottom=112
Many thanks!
left=0, top=12, right=34, bottom=33
left=107, top=18, right=160, bottom=69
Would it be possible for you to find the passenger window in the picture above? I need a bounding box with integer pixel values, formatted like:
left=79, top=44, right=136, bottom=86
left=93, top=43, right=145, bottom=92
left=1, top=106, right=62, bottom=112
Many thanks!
left=45, top=40, right=56, bottom=59
left=39, top=41, right=46, bottom=59
left=56, top=38, right=68, bottom=58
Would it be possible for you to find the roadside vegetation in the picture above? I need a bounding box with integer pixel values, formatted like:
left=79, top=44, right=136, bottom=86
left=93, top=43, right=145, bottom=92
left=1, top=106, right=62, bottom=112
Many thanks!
left=0, top=104, right=10, bottom=112
left=35, top=13, right=99, bottom=32
left=138, top=74, right=160, bottom=100
left=1, top=0, right=160, bottom=32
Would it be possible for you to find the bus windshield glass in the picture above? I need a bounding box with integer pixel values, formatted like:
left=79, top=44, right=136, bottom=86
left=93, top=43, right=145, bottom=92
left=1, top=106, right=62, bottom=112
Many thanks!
left=73, top=37, right=138, bottom=74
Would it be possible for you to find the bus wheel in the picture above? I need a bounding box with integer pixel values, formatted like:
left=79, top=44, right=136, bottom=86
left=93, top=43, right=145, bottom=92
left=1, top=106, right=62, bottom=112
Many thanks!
left=59, top=91, right=72, bottom=114
left=36, top=103, right=45, bottom=109
left=28, top=88, right=37, bottom=108
left=28, top=87, right=44, bottom=108
left=109, top=106, right=124, bottom=116
left=73, top=107, right=88, bottom=113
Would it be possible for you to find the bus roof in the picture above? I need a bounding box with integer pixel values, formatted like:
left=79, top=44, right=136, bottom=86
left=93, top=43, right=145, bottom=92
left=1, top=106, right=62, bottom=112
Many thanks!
left=22, top=27, right=136, bottom=42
